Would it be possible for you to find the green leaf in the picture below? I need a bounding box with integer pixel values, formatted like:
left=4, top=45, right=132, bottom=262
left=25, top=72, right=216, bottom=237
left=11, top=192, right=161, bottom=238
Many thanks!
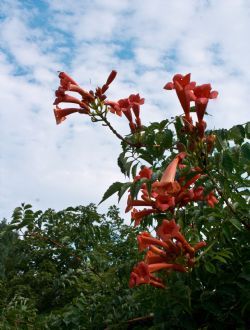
left=239, top=189, right=250, bottom=196
left=219, top=249, right=233, bottom=259
left=23, top=204, right=32, bottom=210
left=158, top=119, right=169, bottom=130
left=99, top=182, right=124, bottom=204
left=222, top=152, right=234, bottom=172
left=240, top=262, right=250, bottom=282
left=222, top=223, right=232, bottom=242
left=229, top=125, right=245, bottom=144
left=174, top=116, right=185, bottom=143
left=241, top=142, right=250, bottom=160
left=204, top=261, right=216, bottom=273
left=61, top=236, right=71, bottom=244
left=213, top=255, right=228, bottom=264
left=245, top=122, right=250, bottom=138
left=125, top=160, right=133, bottom=177
left=139, top=151, right=153, bottom=165
left=131, top=163, right=139, bottom=179
left=241, top=301, right=250, bottom=316
left=117, top=153, right=126, bottom=175
left=214, top=152, right=222, bottom=167
left=65, top=206, right=75, bottom=211
left=215, top=134, right=227, bottom=151
left=228, top=218, right=242, bottom=231
left=149, top=121, right=160, bottom=130
left=162, top=129, right=173, bottom=149
left=118, top=182, right=131, bottom=202
left=130, top=178, right=147, bottom=200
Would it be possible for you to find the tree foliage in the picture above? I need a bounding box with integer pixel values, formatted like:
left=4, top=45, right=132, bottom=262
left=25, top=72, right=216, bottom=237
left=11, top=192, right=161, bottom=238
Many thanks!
left=1, top=204, right=142, bottom=329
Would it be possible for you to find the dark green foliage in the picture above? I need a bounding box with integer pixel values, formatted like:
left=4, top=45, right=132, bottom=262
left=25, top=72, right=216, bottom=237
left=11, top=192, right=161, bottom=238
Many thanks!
left=1, top=200, right=250, bottom=329
left=0, top=205, right=142, bottom=329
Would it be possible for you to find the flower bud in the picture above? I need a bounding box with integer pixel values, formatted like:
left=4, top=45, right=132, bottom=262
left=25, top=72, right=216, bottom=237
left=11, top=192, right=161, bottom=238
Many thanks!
left=106, top=70, right=117, bottom=85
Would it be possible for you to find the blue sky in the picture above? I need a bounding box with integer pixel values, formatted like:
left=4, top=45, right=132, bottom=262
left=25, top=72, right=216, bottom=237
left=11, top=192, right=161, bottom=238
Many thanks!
left=0, top=0, right=249, bottom=220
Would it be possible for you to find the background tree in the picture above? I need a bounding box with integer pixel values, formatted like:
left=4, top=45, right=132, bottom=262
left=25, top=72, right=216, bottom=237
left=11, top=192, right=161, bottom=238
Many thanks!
left=0, top=204, right=144, bottom=329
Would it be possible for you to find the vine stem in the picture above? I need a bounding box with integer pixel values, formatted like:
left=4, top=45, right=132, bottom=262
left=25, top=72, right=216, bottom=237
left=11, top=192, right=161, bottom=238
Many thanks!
left=98, top=112, right=143, bottom=148
left=104, top=313, right=154, bottom=329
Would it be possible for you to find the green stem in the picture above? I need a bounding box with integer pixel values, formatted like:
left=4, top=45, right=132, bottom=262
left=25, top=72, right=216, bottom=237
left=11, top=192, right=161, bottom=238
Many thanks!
left=98, top=112, right=143, bottom=148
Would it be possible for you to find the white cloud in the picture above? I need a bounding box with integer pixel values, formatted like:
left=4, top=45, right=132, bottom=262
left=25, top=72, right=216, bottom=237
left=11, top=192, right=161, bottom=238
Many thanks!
left=0, top=0, right=249, bottom=220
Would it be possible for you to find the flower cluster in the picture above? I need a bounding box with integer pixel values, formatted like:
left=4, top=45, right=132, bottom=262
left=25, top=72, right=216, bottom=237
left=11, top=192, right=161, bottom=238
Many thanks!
left=53, top=70, right=145, bottom=134
left=53, top=70, right=117, bottom=124
left=126, top=152, right=218, bottom=226
left=164, top=73, right=218, bottom=150
left=128, top=73, right=219, bottom=288
left=129, top=219, right=206, bottom=288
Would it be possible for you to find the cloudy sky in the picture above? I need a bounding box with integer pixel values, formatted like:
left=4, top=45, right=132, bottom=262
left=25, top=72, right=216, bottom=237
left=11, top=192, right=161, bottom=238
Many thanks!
left=0, top=0, right=249, bottom=220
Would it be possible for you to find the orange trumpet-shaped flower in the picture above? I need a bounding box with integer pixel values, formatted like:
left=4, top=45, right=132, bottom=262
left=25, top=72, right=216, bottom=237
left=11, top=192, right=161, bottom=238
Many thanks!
left=206, top=191, right=219, bottom=208
left=161, top=153, right=186, bottom=182
left=128, top=93, right=145, bottom=118
left=145, top=250, right=168, bottom=264
left=157, top=219, right=194, bottom=254
left=137, top=232, right=170, bottom=251
left=192, top=187, right=218, bottom=208
left=118, top=98, right=133, bottom=122
left=134, top=166, right=152, bottom=182
left=192, top=83, right=218, bottom=99
left=193, top=241, right=207, bottom=251
left=148, top=245, right=168, bottom=258
left=157, top=219, right=180, bottom=239
left=105, top=93, right=144, bottom=131
left=164, top=73, right=196, bottom=122
left=131, top=208, right=156, bottom=227
left=104, top=100, right=123, bottom=116
left=67, top=84, right=95, bottom=102
left=152, top=152, right=186, bottom=195
left=191, top=84, right=218, bottom=122
left=59, top=72, right=79, bottom=86
left=54, top=107, right=89, bottom=125
left=54, top=91, right=90, bottom=110
left=125, top=195, right=153, bottom=213
left=129, top=262, right=165, bottom=289
left=155, top=195, right=175, bottom=212
left=129, top=262, right=150, bottom=287
left=148, top=263, right=187, bottom=273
